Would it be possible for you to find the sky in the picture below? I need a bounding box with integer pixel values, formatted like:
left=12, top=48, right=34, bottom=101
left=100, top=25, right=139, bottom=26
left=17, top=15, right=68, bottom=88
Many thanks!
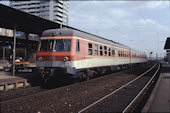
left=68, top=1, right=170, bottom=58
left=0, top=1, right=170, bottom=58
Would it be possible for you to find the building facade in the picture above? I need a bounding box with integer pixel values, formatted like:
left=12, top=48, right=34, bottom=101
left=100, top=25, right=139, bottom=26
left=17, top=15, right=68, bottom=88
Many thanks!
left=10, top=0, right=69, bottom=25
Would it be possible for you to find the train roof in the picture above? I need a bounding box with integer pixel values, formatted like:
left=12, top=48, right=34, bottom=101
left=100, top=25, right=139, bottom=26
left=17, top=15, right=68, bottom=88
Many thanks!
left=41, top=28, right=130, bottom=50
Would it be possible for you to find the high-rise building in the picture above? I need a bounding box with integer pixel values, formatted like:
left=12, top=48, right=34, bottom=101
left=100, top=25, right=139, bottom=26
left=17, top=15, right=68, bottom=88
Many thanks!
left=10, top=0, right=69, bottom=26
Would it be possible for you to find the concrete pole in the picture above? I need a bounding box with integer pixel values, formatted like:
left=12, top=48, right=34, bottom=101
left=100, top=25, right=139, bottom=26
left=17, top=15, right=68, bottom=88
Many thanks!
left=25, top=33, right=29, bottom=61
left=3, top=46, right=5, bottom=59
left=12, top=28, right=16, bottom=76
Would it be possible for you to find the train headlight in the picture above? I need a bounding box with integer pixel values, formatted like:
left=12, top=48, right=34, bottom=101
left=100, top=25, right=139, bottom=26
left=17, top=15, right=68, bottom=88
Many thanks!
left=39, top=57, right=42, bottom=61
left=64, top=57, right=68, bottom=62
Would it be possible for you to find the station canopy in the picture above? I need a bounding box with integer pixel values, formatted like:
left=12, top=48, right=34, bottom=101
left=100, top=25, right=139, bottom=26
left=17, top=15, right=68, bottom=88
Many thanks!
left=164, top=38, right=170, bottom=49
left=0, top=4, right=67, bottom=35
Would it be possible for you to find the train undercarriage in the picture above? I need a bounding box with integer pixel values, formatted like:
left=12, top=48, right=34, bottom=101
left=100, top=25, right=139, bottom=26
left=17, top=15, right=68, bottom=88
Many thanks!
left=38, top=62, right=146, bottom=84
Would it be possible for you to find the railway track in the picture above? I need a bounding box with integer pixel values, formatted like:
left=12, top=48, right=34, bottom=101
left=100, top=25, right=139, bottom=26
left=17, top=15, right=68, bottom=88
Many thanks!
left=0, top=62, right=157, bottom=113
left=78, top=63, right=160, bottom=113
left=0, top=62, right=151, bottom=104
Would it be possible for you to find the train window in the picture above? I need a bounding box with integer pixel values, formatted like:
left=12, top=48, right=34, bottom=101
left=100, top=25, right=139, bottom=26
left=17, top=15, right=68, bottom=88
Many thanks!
left=76, top=40, right=80, bottom=52
left=54, top=39, right=71, bottom=52
left=104, top=46, right=107, bottom=56
left=120, top=50, right=122, bottom=57
left=95, top=44, right=98, bottom=56
left=88, top=43, right=93, bottom=55
left=118, top=50, right=121, bottom=57
left=39, top=40, right=54, bottom=52
left=100, top=46, right=103, bottom=56
left=108, top=48, right=111, bottom=56
left=112, top=48, right=115, bottom=56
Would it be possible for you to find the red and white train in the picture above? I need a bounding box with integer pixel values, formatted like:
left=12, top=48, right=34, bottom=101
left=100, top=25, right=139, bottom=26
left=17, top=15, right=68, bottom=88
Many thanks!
left=36, top=28, right=147, bottom=80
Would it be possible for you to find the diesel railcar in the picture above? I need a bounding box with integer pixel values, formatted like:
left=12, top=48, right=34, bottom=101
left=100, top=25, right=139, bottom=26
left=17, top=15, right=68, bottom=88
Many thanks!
left=36, top=28, right=147, bottom=81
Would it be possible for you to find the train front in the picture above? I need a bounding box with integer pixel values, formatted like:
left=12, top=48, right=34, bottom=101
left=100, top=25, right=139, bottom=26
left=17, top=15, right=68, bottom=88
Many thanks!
left=36, top=29, right=75, bottom=81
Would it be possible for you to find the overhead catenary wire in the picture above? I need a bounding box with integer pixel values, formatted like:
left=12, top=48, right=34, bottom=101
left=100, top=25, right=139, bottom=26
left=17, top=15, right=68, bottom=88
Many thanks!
left=134, top=1, right=156, bottom=39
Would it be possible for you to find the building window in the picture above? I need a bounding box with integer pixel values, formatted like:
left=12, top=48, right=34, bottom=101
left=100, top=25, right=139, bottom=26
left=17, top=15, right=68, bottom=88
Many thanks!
left=104, top=46, right=107, bottom=56
left=108, top=48, right=111, bottom=56
left=76, top=40, right=80, bottom=52
left=100, top=45, right=103, bottom=56
left=94, top=44, right=98, bottom=56
left=88, top=43, right=93, bottom=55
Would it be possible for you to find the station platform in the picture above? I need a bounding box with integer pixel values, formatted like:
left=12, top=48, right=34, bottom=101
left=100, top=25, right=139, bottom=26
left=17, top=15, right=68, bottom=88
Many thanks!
left=142, top=63, right=170, bottom=112
left=0, top=71, right=31, bottom=91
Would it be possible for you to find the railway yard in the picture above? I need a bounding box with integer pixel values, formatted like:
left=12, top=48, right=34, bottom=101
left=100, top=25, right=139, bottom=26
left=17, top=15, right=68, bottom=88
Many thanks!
left=1, top=61, right=169, bottom=113
left=0, top=2, right=170, bottom=113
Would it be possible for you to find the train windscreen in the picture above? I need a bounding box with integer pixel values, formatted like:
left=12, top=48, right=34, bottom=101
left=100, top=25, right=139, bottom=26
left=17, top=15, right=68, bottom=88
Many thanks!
left=39, top=40, right=54, bottom=52
left=39, top=39, right=71, bottom=52
left=54, top=39, right=71, bottom=52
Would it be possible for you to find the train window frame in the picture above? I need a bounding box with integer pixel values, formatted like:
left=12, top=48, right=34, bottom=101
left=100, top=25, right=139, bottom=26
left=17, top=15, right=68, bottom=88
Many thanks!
left=104, top=46, right=107, bottom=56
left=115, top=48, right=117, bottom=57
left=100, top=45, right=103, bottom=56
left=76, top=40, right=80, bottom=52
left=108, top=47, right=111, bottom=56
left=88, top=43, right=93, bottom=55
left=94, top=44, right=98, bottom=56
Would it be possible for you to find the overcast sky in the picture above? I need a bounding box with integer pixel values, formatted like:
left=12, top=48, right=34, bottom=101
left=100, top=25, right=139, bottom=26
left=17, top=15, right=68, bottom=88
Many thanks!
left=1, top=1, right=169, bottom=58
left=69, top=1, right=170, bottom=58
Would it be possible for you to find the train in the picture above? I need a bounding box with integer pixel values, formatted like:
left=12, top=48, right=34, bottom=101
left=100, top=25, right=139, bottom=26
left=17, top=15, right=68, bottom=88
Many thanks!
left=36, top=28, right=147, bottom=81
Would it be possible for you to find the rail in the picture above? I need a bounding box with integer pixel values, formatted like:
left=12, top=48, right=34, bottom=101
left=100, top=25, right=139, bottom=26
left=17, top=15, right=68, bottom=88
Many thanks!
left=78, top=63, right=157, bottom=113
left=122, top=63, right=160, bottom=113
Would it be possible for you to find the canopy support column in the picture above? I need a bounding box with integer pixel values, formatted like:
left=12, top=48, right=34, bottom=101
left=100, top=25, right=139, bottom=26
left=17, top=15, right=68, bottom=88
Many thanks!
left=12, top=27, right=16, bottom=76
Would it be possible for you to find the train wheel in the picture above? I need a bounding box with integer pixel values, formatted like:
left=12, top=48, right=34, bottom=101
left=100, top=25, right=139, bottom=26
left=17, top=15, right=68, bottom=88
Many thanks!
left=86, top=76, right=90, bottom=81
left=78, top=72, right=88, bottom=82
left=78, top=72, right=83, bottom=82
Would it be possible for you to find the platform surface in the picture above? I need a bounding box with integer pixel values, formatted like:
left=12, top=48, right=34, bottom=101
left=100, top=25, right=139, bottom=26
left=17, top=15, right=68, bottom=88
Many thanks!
left=0, top=71, right=26, bottom=83
left=142, top=63, right=170, bottom=113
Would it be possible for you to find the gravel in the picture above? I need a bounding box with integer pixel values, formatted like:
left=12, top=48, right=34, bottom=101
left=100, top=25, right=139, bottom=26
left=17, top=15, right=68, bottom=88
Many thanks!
left=0, top=63, right=152, bottom=113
